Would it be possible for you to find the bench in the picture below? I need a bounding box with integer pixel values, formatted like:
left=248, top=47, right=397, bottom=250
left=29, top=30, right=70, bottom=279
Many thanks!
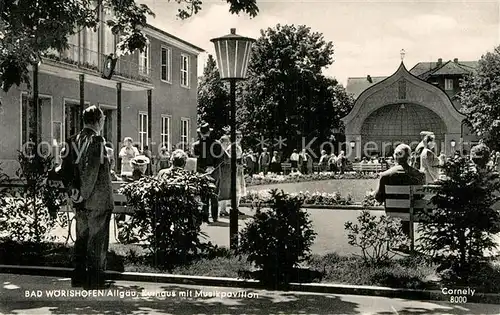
left=352, top=163, right=387, bottom=173
left=281, top=162, right=292, bottom=175
left=384, top=185, right=433, bottom=252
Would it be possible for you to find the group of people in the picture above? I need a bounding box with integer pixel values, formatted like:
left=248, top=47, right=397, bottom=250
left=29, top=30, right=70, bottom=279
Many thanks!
left=192, top=123, right=246, bottom=223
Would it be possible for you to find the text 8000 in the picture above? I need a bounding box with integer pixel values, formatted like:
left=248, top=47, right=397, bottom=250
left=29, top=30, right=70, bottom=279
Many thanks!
left=450, top=296, right=467, bottom=303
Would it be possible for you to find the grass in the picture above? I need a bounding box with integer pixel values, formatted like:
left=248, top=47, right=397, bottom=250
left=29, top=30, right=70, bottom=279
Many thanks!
left=5, top=240, right=499, bottom=292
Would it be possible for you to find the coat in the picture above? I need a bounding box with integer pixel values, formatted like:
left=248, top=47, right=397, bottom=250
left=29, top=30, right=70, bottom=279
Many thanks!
left=374, top=164, right=425, bottom=204
left=75, top=128, right=113, bottom=211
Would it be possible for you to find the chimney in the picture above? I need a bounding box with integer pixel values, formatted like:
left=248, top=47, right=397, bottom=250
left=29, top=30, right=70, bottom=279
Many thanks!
left=437, top=58, right=443, bottom=66
left=454, top=58, right=458, bottom=63
left=367, top=75, right=373, bottom=83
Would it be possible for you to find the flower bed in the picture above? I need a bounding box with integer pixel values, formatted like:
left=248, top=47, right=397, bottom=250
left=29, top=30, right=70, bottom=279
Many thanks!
left=240, top=189, right=355, bottom=206
left=245, top=172, right=379, bottom=186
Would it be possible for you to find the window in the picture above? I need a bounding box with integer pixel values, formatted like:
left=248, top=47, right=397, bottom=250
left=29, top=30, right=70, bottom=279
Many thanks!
left=161, top=46, right=172, bottom=82
left=84, top=28, right=99, bottom=65
left=161, top=115, right=171, bottom=150
left=139, top=43, right=150, bottom=75
left=138, top=112, right=149, bottom=151
left=21, top=93, right=52, bottom=147
left=180, top=54, right=190, bottom=87
left=445, top=78, right=454, bottom=91
left=180, top=118, right=190, bottom=151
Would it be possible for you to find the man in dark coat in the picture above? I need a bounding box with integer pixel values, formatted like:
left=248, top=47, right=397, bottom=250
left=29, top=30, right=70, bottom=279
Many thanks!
left=375, top=143, right=425, bottom=238
left=192, top=122, right=223, bottom=223
left=59, top=105, right=113, bottom=289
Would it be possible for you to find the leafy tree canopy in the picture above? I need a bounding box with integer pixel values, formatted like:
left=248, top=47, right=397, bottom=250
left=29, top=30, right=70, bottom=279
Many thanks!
left=458, top=45, right=500, bottom=150
left=197, top=54, right=230, bottom=139
left=0, top=0, right=259, bottom=92
left=235, top=24, right=353, bottom=155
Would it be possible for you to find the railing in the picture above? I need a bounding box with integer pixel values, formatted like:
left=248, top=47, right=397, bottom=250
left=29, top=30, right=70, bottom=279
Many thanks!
left=44, top=44, right=152, bottom=83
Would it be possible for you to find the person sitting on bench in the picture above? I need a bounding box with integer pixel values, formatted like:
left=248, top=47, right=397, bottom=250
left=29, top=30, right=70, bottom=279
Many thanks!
left=374, top=143, right=425, bottom=237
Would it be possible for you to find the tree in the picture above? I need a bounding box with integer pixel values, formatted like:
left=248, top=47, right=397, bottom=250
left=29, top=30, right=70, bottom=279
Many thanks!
left=458, top=45, right=500, bottom=150
left=0, top=0, right=259, bottom=92
left=197, top=55, right=230, bottom=139
left=237, top=24, right=353, bottom=156
left=418, top=149, right=500, bottom=283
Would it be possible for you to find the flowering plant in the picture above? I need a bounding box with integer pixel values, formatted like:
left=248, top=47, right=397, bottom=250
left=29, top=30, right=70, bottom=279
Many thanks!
left=246, top=172, right=379, bottom=186
left=241, top=190, right=354, bottom=206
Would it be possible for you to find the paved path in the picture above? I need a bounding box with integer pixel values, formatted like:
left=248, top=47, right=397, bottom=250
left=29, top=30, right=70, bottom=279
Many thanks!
left=1, top=274, right=499, bottom=314
left=51, top=206, right=500, bottom=257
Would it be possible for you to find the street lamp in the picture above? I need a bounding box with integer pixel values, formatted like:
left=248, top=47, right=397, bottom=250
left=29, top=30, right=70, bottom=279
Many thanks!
left=451, top=139, right=456, bottom=154
left=211, top=29, right=255, bottom=251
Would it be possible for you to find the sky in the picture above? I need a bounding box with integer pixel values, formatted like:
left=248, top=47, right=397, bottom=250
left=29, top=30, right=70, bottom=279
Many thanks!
left=139, top=0, right=500, bottom=86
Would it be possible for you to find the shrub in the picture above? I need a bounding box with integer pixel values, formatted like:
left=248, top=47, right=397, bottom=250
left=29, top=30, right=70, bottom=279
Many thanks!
left=0, top=150, right=67, bottom=243
left=344, top=211, right=408, bottom=265
left=239, top=189, right=317, bottom=287
left=362, top=190, right=382, bottom=207
left=118, top=168, right=218, bottom=270
left=418, top=156, right=500, bottom=282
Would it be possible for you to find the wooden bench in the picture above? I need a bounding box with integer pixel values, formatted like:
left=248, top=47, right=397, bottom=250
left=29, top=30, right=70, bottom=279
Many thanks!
left=384, top=185, right=433, bottom=251
left=352, top=163, right=387, bottom=173
left=281, top=162, right=292, bottom=175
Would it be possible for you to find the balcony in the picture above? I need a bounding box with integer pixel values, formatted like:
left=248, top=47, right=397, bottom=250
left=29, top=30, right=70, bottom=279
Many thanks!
left=43, top=44, right=152, bottom=85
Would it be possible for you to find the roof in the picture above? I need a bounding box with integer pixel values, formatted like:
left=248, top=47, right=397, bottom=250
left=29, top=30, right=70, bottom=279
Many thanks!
left=346, top=60, right=479, bottom=99
left=146, top=24, right=205, bottom=53
left=409, top=60, right=478, bottom=80
left=346, top=76, right=387, bottom=99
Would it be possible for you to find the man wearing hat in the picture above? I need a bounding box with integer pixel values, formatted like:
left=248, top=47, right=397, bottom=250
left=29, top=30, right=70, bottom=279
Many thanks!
left=192, top=122, right=223, bottom=223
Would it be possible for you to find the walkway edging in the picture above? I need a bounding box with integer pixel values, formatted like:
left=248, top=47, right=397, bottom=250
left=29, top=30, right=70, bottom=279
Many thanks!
left=1, top=264, right=498, bottom=304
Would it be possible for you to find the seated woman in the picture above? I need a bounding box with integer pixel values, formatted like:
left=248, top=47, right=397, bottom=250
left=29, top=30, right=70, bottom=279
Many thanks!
left=157, top=149, right=188, bottom=178
left=128, top=155, right=150, bottom=181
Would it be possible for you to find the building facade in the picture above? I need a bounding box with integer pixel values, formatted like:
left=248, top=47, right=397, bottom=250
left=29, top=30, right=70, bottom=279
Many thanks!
left=0, top=18, right=204, bottom=177
left=342, top=58, right=480, bottom=160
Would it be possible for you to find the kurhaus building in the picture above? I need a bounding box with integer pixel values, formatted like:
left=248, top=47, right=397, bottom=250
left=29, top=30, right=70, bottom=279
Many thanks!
left=342, top=58, right=480, bottom=160
left=0, top=12, right=204, bottom=177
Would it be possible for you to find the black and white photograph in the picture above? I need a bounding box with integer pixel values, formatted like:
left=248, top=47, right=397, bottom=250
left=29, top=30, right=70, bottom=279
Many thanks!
left=1, top=0, right=500, bottom=314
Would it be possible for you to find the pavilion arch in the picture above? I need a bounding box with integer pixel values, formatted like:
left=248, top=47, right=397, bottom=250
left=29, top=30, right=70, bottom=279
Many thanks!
left=341, top=62, right=465, bottom=159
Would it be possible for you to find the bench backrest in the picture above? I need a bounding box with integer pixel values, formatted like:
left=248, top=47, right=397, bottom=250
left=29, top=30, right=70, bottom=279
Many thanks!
left=384, top=185, right=429, bottom=221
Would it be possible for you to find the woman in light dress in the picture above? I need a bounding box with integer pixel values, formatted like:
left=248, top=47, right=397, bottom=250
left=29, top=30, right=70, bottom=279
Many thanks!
left=219, top=131, right=247, bottom=216
left=420, top=134, right=440, bottom=183
left=119, top=137, right=140, bottom=177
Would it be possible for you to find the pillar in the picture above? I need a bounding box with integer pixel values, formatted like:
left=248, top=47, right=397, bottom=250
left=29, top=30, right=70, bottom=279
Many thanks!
left=116, top=82, right=122, bottom=173
left=79, top=74, right=85, bottom=130
left=147, top=89, right=152, bottom=150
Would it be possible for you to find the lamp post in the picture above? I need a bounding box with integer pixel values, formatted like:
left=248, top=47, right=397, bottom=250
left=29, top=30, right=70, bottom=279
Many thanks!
left=211, top=28, right=255, bottom=251
left=350, top=141, right=355, bottom=159
left=450, top=140, right=456, bottom=155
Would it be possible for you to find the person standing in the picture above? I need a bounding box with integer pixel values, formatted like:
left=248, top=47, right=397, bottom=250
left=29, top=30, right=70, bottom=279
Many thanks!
left=328, top=152, right=337, bottom=172
left=299, top=149, right=309, bottom=174
left=218, top=135, right=232, bottom=217
left=142, top=145, right=153, bottom=176
left=420, top=134, right=439, bottom=184
left=258, top=147, right=271, bottom=175
left=319, top=150, right=329, bottom=172
left=337, top=151, right=346, bottom=174
left=244, top=149, right=256, bottom=176
left=119, top=137, right=139, bottom=177
left=233, top=131, right=247, bottom=207
left=192, top=122, right=223, bottom=223
left=156, top=146, right=170, bottom=173
left=270, top=151, right=281, bottom=174
left=289, top=149, right=300, bottom=173
left=61, top=105, right=113, bottom=289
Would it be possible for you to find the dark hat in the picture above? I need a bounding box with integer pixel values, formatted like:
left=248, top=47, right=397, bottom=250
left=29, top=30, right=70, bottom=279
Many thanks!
left=197, top=122, right=213, bottom=134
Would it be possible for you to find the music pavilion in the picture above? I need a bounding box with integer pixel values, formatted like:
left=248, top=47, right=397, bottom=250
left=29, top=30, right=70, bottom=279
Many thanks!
left=342, top=58, right=480, bottom=160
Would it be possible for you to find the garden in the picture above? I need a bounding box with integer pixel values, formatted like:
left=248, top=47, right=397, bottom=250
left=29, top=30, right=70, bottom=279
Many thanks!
left=2, top=151, right=500, bottom=296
